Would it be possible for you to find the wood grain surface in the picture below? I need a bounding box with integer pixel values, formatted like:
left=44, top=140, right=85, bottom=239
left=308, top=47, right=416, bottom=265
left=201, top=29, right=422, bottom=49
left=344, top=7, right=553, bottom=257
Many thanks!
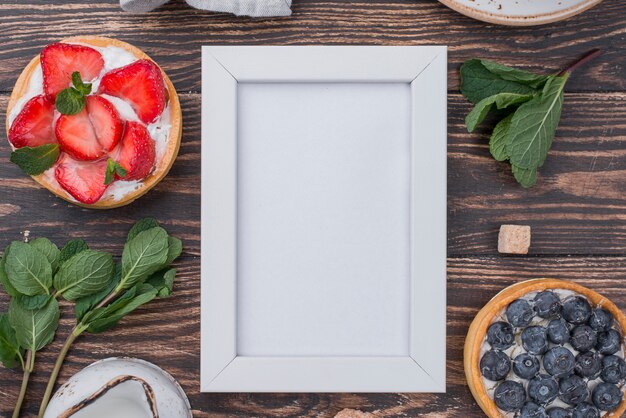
left=0, top=0, right=625, bottom=416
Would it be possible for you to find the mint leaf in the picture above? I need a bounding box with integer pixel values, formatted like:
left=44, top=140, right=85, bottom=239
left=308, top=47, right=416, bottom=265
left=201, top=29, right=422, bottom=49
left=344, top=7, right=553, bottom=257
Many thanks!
left=15, top=294, right=52, bottom=310
left=55, top=87, right=85, bottom=115
left=54, top=250, right=115, bottom=301
left=71, top=71, right=92, bottom=96
left=10, top=144, right=60, bottom=176
left=59, top=239, right=89, bottom=266
left=8, top=297, right=59, bottom=352
left=460, top=59, right=540, bottom=104
left=479, top=60, right=550, bottom=88
left=75, top=264, right=121, bottom=322
left=0, top=256, right=20, bottom=297
left=146, top=268, right=176, bottom=298
left=4, top=241, right=52, bottom=296
left=465, top=93, right=535, bottom=132
left=165, top=237, right=182, bottom=265
left=82, top=284, right=158, bottom=334
left=118, top=227, right=169, bottom=291
left=507, top=75, right=569, bottom=170
left=489, top=114, right=513, bottom=162
left=512, top=165, right=537, bottom=188
left=127, top=218, right=160, bottom=242
left=30, top=237, right=60, bottom=273
left=105, top=158, right=127, bottom=185
left=0, top=313, right=23, bottom=369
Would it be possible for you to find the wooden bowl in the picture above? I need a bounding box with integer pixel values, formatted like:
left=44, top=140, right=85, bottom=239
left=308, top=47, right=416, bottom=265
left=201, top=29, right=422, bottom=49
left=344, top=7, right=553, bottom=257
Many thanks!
left=5, top=36, right=182, bottom=209
left=464, top=278, right=626, bottom=417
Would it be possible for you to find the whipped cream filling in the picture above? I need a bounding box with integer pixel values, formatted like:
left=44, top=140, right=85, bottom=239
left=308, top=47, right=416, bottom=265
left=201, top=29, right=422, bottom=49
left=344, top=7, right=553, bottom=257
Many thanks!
left=8, top=43, right=172, bottom=203
left=480, top=289, right=625, bottom=417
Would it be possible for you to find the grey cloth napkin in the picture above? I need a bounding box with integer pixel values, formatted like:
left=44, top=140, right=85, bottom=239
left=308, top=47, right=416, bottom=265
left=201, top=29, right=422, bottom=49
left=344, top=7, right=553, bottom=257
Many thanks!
left=120, top=0, right=292, bottom=16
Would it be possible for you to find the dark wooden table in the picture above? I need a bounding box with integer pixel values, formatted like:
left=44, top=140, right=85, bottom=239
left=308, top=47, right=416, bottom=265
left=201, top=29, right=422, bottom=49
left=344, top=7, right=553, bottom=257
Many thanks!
left=1, top=0, right=625, bottom=416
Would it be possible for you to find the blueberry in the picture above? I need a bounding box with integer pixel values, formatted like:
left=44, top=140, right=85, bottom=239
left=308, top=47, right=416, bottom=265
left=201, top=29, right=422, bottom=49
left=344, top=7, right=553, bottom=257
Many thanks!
left=588, top=308, right=613, bottom=332
left=514, top=353, right=541, bottom=379
left=529, top=374, right=559, bottom=405
left=520, top=401, right=548, bottom=418
left=534, top=291, right=562, bottom=319
left=592, top=382, right=623, bottom=411
left=575, top=351, right=602, bottom=379
left=596, top=329, right=622, bottom=355
left=487, top=321, right=515, bottom=350
left=543, top=346, right=575, bottom=377
left=547, top=318, right=570, bottom=345
left=546, top=407, right=570, bottom=418
left=562, top=297, right=592, bottom=325
left=559, top=375, right=589, bottom=406
left=494, top=380, right=526, bottom=412
left=570, top=325, right=597, bottom=353
left=480, top=349, right=510, bottom=381
left=600, top=355, right=626, bottom=384
left=507, top=299, right=535, bottom=328
left=522, top=326, right=549, bottom=355
left=571, top=402, right=600, bottom=418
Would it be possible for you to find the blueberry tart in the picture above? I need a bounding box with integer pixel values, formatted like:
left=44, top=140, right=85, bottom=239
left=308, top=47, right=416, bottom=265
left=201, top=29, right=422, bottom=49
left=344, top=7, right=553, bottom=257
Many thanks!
left=465, top=279, right=626, bottom=417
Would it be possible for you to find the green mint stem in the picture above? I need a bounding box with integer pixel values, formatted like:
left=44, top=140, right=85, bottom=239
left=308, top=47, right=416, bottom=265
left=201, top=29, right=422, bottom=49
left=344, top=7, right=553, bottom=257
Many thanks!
left=558, top=48, right=601, bottom=76
left=38, top=288, right=119, bottom=417
left=13, top=350, right=33, bottom=418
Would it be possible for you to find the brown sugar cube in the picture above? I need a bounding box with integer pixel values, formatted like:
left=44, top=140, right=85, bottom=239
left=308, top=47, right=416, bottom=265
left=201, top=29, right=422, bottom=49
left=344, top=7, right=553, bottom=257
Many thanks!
left=334, top=409, right=375, bottom=418
left=498, top=225, right=531, bottom=254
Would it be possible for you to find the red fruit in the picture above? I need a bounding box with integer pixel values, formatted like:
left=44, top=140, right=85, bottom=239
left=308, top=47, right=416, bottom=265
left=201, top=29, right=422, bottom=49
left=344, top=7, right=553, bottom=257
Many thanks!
left=41, top=43, right=104, bottom=99
left=113, top=121, right=155, bottom=181
left=98, top=59, right=166, bottom=124
left=8, top=95, right=56, bottom=148
left=55, top=154, right=108, bottom=204
left=56, top=95, right=123, bottom=161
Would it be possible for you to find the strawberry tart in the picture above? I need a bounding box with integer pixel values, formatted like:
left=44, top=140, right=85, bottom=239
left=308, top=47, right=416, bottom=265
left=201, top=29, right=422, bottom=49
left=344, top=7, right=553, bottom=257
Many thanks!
left=5, top=36, right=182, bottom=208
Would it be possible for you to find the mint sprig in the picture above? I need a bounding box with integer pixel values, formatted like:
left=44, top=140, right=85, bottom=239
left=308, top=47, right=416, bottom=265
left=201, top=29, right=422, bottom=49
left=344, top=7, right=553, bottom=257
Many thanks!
left=104, top=158, right=127, bottom=185
left=460, top=49, right=601, bottom=188
left=10, top=143, right=59, bottom=176
left=55, top=71, right=91, bottom=115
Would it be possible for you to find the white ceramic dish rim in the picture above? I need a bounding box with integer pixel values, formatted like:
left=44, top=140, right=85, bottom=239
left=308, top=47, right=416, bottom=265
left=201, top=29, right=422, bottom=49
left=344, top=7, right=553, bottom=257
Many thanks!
left=200, top=45, right=447, bottom=393
left=437, top=0, right=603, bottom=26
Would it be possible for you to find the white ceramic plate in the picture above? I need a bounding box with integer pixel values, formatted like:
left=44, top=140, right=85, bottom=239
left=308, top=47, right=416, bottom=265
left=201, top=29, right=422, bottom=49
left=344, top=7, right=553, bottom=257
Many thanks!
left=438, top=0, right=602, bottom=26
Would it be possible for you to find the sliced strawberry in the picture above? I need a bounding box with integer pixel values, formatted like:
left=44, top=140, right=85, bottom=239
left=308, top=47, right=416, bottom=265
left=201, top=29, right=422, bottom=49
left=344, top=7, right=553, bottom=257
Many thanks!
left=55, top=95, right=123, bottom=161
left=98, top=59, right=166, bottom=124
left=55, top=155, right=108, bottom=204
left=113, top=121, right=155, bottom=181
left=41, top=43, right=104, bottom=99
left=8, top=95, right=56, bottom=148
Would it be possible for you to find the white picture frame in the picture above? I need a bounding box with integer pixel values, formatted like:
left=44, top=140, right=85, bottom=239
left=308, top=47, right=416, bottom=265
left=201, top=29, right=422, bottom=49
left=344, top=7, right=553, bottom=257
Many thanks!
left=201, top=46, right=447, bottom=393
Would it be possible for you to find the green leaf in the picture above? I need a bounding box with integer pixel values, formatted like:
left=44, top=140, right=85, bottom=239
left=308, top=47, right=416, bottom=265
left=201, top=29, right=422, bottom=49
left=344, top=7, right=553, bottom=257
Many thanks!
left=15, top=294, right=52, bottom=310
left=30, top=237, right=60, bottom=273
left=119, top=227, right=169, bottom=291
left=146, top=268, right=176, bottom=298
left=0, top=256, right=20, bottom=297
left=54, top=250, right=115, bottom=301
left=479, top=60, right=551, bottom=88
left=489, top=114, right=513, bottom=162
left=465, top=93, right=535, bottom=132
left=58, top=239, right=89, bottom=266
left=165, top=237, right=182, bottom=265
left=512, top=165, right=538, bottom=188
left=8, top=297, right=59, bottom=352
left=0, top=313, right=23, bottom=369
left=75, top=264, right=121, bottom=322
left=507, top=75, right=569, bottom=170
left=127, top=218, right=160, bottom=242
left=55, top=87, right=85, bottom=115
left=82, top=284, right=158, bottom=334
left=460, top=59, right=540, bottom=104
left=10, top=144, right=60, bottom=176
left=71, top=71, right=92, bottom=96
left=104, top=158, right=127, bottom=185
left=4, top=241, right=52, bottom=296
